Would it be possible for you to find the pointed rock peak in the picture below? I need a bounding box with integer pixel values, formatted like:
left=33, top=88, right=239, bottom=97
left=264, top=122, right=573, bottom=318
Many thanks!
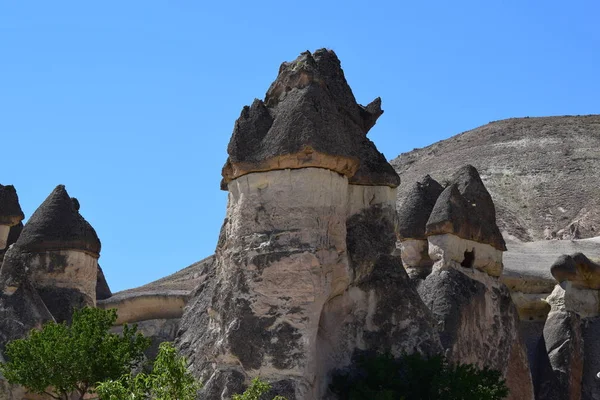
left=426, top=165, right=506, bottom=251
left=0, top=184, right=25, bottom=226
left=16, top=185, right=101, bottom=256
left=551, top=253, right=600, bottom=289
left=221, top=49, right=399, bottom=189
left=398, top=175, right=444, bottom=239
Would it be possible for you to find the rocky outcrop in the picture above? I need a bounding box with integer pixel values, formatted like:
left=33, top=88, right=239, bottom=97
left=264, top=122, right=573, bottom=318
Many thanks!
left=406, top=165, right=534, bottom=400
left=12, top=185, right=101, bottom=322
left=542, top=253, right=600, bottom=400
left=397, top=175, right=443, bottom=279
left=392, top=115, right=600, bottom=242
left=425, top=165, right=506, bottom=277
left=221, top=50, right=399, bottom=189
left=177, top=49, right=440, bottom=400
left=0, top=185, right=25, bottom=261
left=0, top=247, right=54, bottom=353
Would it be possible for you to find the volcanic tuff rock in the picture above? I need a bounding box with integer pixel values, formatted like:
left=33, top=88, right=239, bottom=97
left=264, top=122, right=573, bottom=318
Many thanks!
left=426, top=165, right=507, bottom=251
left=392, top=115, right=600, bottom=242
left=397, top=175, right=444, bottom=278
left=0, top=185, right=25, bottom=260
left=11, top=185, right=102, bottom=322
left=177, top=49, right=440, bottom=400
left=0, top=185, right=24, bottom=227
left=551, top=253, right=600, bottom=290
left=17, top=185, right=100, bottom=255
left=221, top=49, right=399, bottom=189
left=412, top=165, right=534, bottom=399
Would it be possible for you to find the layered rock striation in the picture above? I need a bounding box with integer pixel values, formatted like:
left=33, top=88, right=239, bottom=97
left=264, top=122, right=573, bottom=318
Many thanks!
left=177, top=49, right=440, bottom=400
left=392, top=115, right=600, bottom=242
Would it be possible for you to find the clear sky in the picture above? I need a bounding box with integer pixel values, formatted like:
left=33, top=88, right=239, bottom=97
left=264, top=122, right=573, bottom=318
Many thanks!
left=2, top=1, right=598, bottom=292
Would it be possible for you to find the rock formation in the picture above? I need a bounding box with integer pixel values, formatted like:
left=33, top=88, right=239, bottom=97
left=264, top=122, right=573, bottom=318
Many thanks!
left=542, top=253, right=600, bottom=400
left=392, top=115, right=600, bottom=243
left=399, top=165, right=534, bottom=400
left=0, top=185, right=25, bottom=262
left=397, top=175, right=444, bottom=279
left=177, top=49, right=440, bottom=400
left=9, top=185, right=101, bottom=323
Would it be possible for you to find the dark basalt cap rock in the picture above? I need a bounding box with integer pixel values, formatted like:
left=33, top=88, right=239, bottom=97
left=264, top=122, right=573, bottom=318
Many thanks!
left=0, top=185, right=25, bottom=226
left=550, top=253, right=600, bottom=289
left=426, top=165, right=507, bottom=251
left=398, top=175, right=444, bottom=240
left=16, top=185, right=101, bottom=256
left=221, top=49, right=399, bottom=189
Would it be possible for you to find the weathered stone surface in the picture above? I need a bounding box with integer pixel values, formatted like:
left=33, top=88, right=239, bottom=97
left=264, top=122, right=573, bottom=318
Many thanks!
left=0, top=185, right=24, bottom=227
left=0, top=246, right=54, bottom=352
left=392, top=115, right=600, bottom=242
left=397, top=175, right=443, bottom=240
left=428, top=233, right=504, bottom=277
left=426, top=165, right=506, bottom=251
left=581, top=316, right=600, bottom=400
left=399, top=239, right=431, bottom=279
left=551, top=253, right=600, bottom=290
left=96, top=264, right=112, bottom=300
left=396, top=175, right=443, bottom=278
left=177, top=166, right=438, bottom=399
left=16, top=185, right=101, bottom=255
left=418, top=266, right=534, bottom=399
left=221, top=49, right=399, bottom=188
left=98, top=290, right=188, bottom=325
left=543, top=307, right=583, bottom=400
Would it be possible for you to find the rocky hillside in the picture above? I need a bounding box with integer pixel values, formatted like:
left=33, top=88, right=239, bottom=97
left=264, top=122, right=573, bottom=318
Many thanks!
left=391, top=115, right=600, bottom=242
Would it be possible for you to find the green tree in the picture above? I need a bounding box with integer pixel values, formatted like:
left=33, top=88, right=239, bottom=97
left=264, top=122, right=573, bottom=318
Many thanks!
left=232, top=377, right=287, bottom=400
left=0, top=307, right=150, bottom=400
left=330, top=352, right=509, bottom=400
left=96, top=342, right=200, bottom=400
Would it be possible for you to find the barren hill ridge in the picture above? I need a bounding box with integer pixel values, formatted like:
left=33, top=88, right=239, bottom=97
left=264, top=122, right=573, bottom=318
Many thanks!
left=391, top=115, right=600, bottom=242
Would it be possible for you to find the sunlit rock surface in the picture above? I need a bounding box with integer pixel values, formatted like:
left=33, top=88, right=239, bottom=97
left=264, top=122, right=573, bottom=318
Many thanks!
left=177, top=49, right=440, bottom=400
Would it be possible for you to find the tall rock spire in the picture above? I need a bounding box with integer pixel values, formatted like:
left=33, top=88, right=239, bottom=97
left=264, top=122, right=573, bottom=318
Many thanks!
left=221, top=48, right=399, bottom=189
left=178, top=49, right=439, bottom=400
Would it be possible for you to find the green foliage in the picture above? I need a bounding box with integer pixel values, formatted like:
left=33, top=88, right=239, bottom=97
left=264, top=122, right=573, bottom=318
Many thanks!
left=0, top=307, right=150, bottom=400
left=330, top=352, right=509, bottom=400
left=232, top=377, right=287, bottom=400
left=96, top=342, right=200, bottom=400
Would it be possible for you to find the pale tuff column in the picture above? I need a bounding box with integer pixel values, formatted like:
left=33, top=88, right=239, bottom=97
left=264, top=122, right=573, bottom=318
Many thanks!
left=216, top=168, right=350, bottom=397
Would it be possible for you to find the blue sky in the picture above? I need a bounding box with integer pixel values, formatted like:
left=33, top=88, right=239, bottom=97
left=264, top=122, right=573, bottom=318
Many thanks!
left=2, top=1, right=598, bottom=292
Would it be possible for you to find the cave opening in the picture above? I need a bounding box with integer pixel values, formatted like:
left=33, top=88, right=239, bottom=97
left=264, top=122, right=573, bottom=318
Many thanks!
left=461, top=249, right=475, bottom=268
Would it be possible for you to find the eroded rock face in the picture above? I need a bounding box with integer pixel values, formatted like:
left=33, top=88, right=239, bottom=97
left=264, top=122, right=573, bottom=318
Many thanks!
left=397, top=175, right=443, bottom=278
left=0, top=185, right=25, bottom=260
left=411, top=165, right=534, bottom=399
left=418, top=268, right=533, bottom=399
left=12, top=185, right=101, bottom=321
left=0, top=246, right=54, bottom=352
left=542, top=253, right=600, bottom=400
left=426, top=165, right=506, bottom=252
left=392, top=115, right=600, bottom=242
left=177, top=50, right=440, bottom=399
left=551, top=253, right=600, bottom=290
left=221, top=49, right=399, bottom=189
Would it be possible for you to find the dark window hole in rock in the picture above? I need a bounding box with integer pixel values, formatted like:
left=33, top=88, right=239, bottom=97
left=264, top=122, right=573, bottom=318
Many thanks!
left=461, top=249, right=475, bottom=269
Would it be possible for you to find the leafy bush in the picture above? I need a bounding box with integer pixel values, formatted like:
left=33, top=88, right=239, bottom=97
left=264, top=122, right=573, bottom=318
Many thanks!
left=0, top=307, right=149, bottom=400
left=232, top=377, right=287, bottom=400
left=96, top=341, right=200, bottom=400
left=330, top=352, right=509, bottom=400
